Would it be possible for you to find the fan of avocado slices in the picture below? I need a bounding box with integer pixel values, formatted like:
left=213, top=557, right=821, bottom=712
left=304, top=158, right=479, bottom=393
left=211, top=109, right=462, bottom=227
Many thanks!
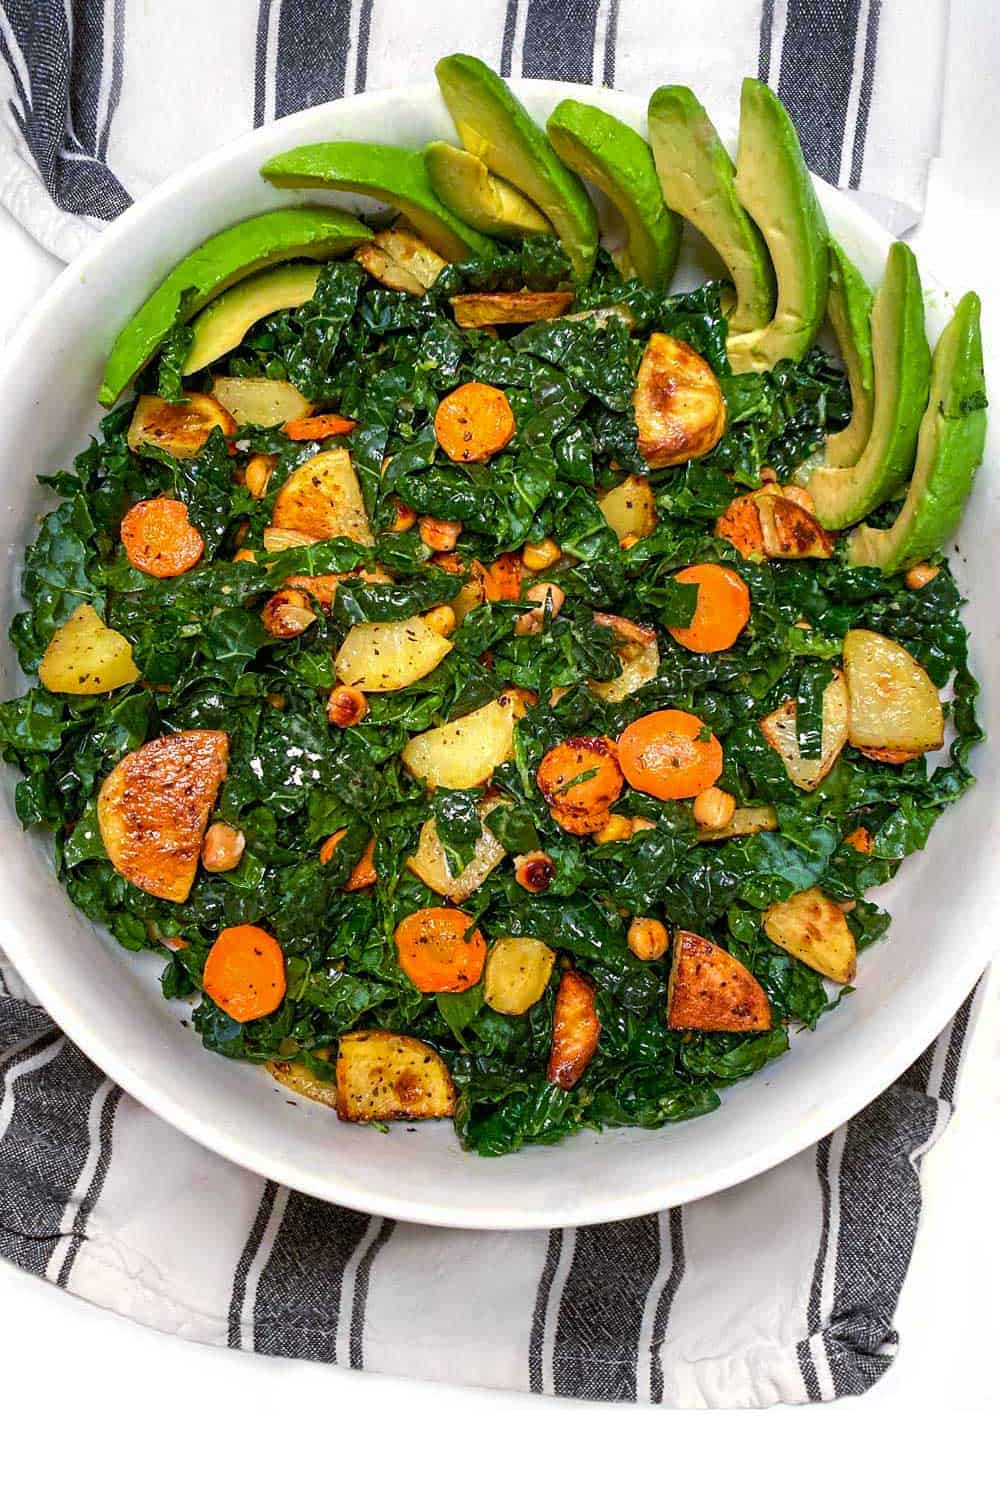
left=0, top=64, right=986, bottom=1157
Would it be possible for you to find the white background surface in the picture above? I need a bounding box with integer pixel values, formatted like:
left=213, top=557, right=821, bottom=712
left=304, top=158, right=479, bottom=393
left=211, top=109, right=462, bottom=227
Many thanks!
left=1, top=3, right=998, bottom=1488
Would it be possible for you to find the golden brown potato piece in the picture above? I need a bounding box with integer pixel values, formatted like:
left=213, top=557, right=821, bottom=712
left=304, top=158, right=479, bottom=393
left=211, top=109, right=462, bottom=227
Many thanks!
left=547, top=969, right=601, bottom=1089
left=598, top=474, right=657, bottom=543
left=334, top=616, right=453, bottom=692
left=127, top=393, right=236, bottom=458
left=696, top=805, right=779, bottom=842
left=485, top=936, right=556, bottom=1016
left=450, top=290, right=575, bottom=328
left=336, top=1030, right=456, bottom=1122
left=401, top=692, right=525, bottom=789
left=633, top=333, right=726, bottom=469
left=407, top=799, right=507, bottom=902
left=667, top=931, right=771, bottom=1031
left=38, top=603, right=139, bottom=695
left=764, top=888, right=857, bottom=984
left=210, top=376, right=311, bottom=427
left=589, top=613, right=660, bottom=703
left=843, top=629, right=944, bottom=755
left=756, top=491, right=833, bottom=559
left=355, top=227, right=448, bottom=294
left=97, top=730, right=229, bottom=903
left=270, top=449, right=374, bottom=544
left=760, top=669, right=849, bottom=791
left=266, top=1053, right=339, bottom=1108
left=715, top=492, right=767, bottom=560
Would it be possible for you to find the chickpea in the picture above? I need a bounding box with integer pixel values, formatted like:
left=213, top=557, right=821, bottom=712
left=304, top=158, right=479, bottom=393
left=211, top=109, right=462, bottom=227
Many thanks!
left=514, top=850, right=555, bottom=893
left=905, top=561, right=940, bottom=590
left=419, top=515, right=462, bottom=551
left=327, top=684, right=369, bottom=727
left=627, top=917, right=670, bottom=961
left=201, top=822, right=246, bottom=873
left=522, top=536, right=562, bottom=572
left=692, top=786, right=736, bottom=830
left=245, top=454, right=276, bottom=499
left=261, top=588, right=316, bottom=638
left=514, top=582, right=566, bottom=637
left=423, top=604, right=457, bottom=638
left=391, top=498, right=418, bottom=532
left=593, top=814, right=635, bottom=846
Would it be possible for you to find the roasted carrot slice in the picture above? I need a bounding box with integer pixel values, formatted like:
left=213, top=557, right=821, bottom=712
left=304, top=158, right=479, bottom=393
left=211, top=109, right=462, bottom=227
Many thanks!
left=477, top=551, right=522, bottom=601
left=203, top=924, right=286, bottom=1023
left=395, top=907, right=487, bottom=993
left=715, top=494, right=766, bottom=559
left=668, top=563, right=750, bottom=653
left=319, top=829, right=378, bottom=890
left=282, top=413, right=356, bottom=440
left=121, top=495, right=204, bottom=578
left=843, top=826, right=874, bottom=854
left=434, top=381, right=515, bottom=463
left=618, top=710, right=722, bottom=801
left=547, top=969, right=601, bottom=1089
left=536, top=736, right=624, bottom=835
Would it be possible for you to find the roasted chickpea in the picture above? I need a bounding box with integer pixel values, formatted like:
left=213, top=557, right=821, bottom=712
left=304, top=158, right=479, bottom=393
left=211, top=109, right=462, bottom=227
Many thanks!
left=201, top=823, right=246, bottom=873
left=905, top=561, right=940, bottom=590
left=419, top=515, right=462, bottom=551
left=522, top=537, right=562, bottom=572
left=327, top=684, right=369, bottom=727
left=245, top=454, right=276, bottom=499
left=692, top=786, right=736, bottom=831
left=627, top=917, right=670, bottom=961
left=514, top=850, right=556, bottom=893
left=515, top=582, right=566, bottom=637
left=391, top=498, right=418, bottom=532
left=261, top=588, right=316, bottom=638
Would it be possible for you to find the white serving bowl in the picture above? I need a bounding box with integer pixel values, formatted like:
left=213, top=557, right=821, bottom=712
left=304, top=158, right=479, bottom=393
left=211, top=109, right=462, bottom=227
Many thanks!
left=1, top=83, right=996, bottom=1230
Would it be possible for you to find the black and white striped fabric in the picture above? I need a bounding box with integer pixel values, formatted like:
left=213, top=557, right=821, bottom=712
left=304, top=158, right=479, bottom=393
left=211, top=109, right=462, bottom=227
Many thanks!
left=0, top=0, right=948, bottom=260
left=0, top=0, right=968, bottom=1408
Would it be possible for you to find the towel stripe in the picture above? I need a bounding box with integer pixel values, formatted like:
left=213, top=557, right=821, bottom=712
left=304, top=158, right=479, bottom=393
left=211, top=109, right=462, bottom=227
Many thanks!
left=273, top=0, right=353, bottom=118
left=528, top=1227, right=566, bottom=1393
left=348, top=1215, right=395, bottom=1368
left=49, top=1078, right=122, bottom=1288
left=848, top=0, right=882, bottom=188
left=648, top=1207, right=685, bottom=1404
left=520, top=0, right=603, bottom=83
left=228, top=1178, right=280, bottom=1348
left=251, top=1192, right=372, bottom=1360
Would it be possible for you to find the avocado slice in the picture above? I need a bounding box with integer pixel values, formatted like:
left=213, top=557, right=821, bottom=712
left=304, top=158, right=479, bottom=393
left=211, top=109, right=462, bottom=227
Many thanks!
left=726, top=79, right=829, bottom=373
left=647, top=85, right=774, bottom=334
left=424, top=141, right=551, bottom=239
left=824, top=241, right=875, bottom=467
left=546, top=98, right=680, bottom=290
left=260, top=142, right=494, bottom=262
left=99, top=206, right=370, bottom=407
left=847, top=292, right=987, bottom=572
left=435, top=54, right=598, bottom=279
left=183, top=262, right=321, bottom=375
left=808, top=242, right=931, bottom=530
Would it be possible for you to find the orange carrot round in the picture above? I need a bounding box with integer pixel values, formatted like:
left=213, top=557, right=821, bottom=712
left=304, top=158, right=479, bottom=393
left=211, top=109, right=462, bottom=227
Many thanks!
left=536, top=736, right=624, bottom=835
left=395, top=907, right=486, bottom=993
left=203, top=924, right=286, bottom=1023
left=669, top=563, right=750, bottom=653
left=434, top=381, right=515, bottom=463
left=618, top=710, right=722, bottom=801
left=121, top=495, right=204, bottom=578
left=282, top=413, right=356, bottom=440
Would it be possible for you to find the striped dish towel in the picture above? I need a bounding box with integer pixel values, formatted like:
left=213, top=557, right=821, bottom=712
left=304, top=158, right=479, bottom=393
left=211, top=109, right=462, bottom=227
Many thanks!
left=0, top=0, right=968, bottom=1408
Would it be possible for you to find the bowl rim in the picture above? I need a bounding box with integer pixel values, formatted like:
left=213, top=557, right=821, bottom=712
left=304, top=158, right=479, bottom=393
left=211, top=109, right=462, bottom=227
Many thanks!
left=0, top=80, right=993, bottom=1230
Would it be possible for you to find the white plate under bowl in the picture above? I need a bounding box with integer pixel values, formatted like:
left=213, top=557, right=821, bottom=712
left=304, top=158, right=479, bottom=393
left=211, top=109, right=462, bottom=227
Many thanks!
left=1, top=83, right=996, bottom=1230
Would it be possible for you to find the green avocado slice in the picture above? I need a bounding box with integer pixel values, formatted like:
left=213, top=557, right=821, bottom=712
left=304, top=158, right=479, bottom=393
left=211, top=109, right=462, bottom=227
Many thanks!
left=424, top=141, right=551, bottom=239
left=99, top=205, right=370, bottom=408
left=183, top=262, right=321, bottom=375
left=546, top=98, right=680, bottom=290
left=726, top=79, right=829, bottom=373
left=808, top=242, right=931, bottom=530
left=847, top=292, right=987, bottom=572
left=824, top=241, right=875, bottom=467
left=647, top=85, right=774, bottom=334
left=435, top=54, right=599, bottom=279
left=259, top=142, right=494, bottom=263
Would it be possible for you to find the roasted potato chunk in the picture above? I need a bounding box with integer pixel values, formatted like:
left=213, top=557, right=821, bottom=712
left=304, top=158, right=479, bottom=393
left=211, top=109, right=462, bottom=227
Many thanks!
left=336, top=1030, right=456, bottom=1122
left=715, top=492, right=766, bottom=560
left=450, top=290, right=574, bottom=327
left=485, top=936, right=556, bottom=1016
left=843, top=629, right=944, bottom=755
left=764, top=888, right=857, bottom=984
left=401, top=692, right=525, bottom=789
left=760, top=669, right=849, bottom=791
left=127, top=393, right=235, bottom=458
left=633, top=333, right=726, bottom=469
left=407, top=799, right=506, bottom=901
left=211, top=376, right=311, bottom=427
left=38, top=603, right=139, bottom=695
left=696, top=804, right=779, bottom=842
left=97, top=730, right=229, bottom=903
left=355, top=227, right=448, bottom=294
left=334, top=616, right=453, bottom=692
left=589, top=613, right=660, bottom=703
left=270, top=449, right=374, bottom=544
left=598, top=475, right=657, bottom=543
left=266, top=1053, right=339, bottom=1108
left=756, top=490, right=833, bottom=559
left=667, top=931, right=771, bottom=1031
left=547, top=969, right=601, bottom=1088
